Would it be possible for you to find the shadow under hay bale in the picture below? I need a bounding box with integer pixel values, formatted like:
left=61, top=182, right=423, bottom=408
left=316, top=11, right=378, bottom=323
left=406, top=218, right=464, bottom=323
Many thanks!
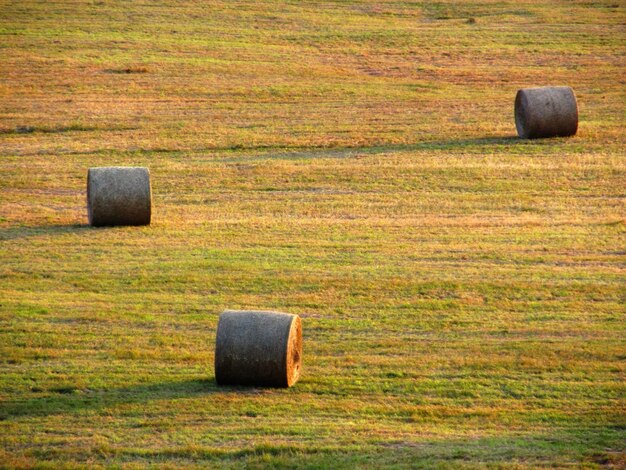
left=0, top=224, right=90, bottom=242
left=215, top=310, right=302, bottom=388
left=87, top=167, right=151, bottom=227
left=514, top=86, right=578, bottom=139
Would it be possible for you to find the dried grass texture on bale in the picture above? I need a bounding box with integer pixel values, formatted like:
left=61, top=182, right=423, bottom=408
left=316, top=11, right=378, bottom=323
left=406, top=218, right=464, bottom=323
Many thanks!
left=87, top=167, right=151, bottom=226
left=515, top=86, right=578, bottom=139
left=215, top=310, right=302, bottom=388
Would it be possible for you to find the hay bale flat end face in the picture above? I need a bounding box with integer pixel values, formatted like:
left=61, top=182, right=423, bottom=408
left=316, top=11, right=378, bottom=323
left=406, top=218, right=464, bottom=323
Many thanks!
left=514, top=86, right=578, bottom=139
left=215, top=310, right=303, bottom=388
left=87, top=167, right=151, bottom=226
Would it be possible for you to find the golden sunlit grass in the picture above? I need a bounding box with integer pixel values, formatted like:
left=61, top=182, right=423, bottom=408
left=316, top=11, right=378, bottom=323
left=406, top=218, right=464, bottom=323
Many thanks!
left=0, top=0, right=624, bottom=468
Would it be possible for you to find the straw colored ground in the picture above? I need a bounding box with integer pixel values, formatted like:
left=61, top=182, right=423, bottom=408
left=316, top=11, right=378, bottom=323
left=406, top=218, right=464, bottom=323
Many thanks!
left=0, top=1, right=624, bottom=468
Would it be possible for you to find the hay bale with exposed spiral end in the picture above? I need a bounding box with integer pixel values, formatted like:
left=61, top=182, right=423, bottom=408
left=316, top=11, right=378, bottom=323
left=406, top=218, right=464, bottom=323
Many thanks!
left=215, top=310, right=302, bottom=388
left=87, top=167, right=151, bottom=226
left=514, top=86, right=578, bottom=139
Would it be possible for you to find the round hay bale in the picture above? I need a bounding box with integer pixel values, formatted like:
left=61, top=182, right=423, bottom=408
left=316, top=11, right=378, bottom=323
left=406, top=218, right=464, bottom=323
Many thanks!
left=514, top=86, right=578, bottom=139
left=215, top=310, right=302, bottom=388
left=87, top=167, right=151, bottom=226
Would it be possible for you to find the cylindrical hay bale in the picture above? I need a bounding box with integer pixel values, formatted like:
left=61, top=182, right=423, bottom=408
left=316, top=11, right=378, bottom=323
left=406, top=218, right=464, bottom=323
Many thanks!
left=87, top=167, right=151, bottom=226
left=215, top=310, right=302, bottom=387
left=514, top=86, right=578, bottom=139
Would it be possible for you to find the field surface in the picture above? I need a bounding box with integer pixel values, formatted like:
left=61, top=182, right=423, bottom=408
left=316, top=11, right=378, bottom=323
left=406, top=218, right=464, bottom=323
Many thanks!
left=1, top=1, right=625, bottom=468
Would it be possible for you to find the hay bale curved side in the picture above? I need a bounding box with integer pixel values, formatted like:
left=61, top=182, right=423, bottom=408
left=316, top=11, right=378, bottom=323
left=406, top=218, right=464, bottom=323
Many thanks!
left=215, top=310, right=302, bottom=387
left=87, top=167, right=151, bottom=226
left=514, top=86, right=578, bottom=139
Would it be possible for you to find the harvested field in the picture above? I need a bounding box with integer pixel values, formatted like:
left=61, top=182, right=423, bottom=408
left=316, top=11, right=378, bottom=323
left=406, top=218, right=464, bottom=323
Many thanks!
left=0, top=1, right=624, bottom=468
